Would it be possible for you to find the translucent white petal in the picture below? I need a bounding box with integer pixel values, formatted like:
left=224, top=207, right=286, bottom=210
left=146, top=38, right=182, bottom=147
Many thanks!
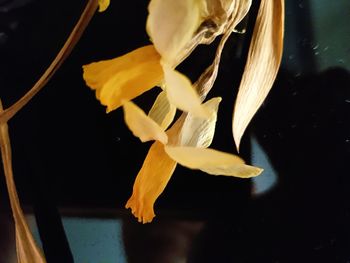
left=148, top=91, right=176, bottom=130
left=180, top=97, right=222, bottom=148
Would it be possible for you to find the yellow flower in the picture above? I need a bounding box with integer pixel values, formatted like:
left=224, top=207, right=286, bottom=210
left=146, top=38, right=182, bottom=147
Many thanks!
left=82, top=0, right=284, bottom=223
left=123, top=97, right=262, bottom=223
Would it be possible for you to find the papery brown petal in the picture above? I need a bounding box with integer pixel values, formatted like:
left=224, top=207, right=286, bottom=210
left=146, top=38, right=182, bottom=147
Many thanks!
left=0, top=101, right=46, bottom=263
left=83, top=45, right=163, bottom=112
left=125, top=141, right=177, bottom=223
left=165, top=146, right=263, bottom=178
left=232, top=0, right=284, bottom=149
left=123, top=100, right=168, bottom=144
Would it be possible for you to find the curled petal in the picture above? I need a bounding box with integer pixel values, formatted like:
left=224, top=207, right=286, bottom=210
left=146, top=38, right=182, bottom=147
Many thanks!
left=180, top=97, right=222, bottom=147
left=148, top=91, right=176, bottom=130
left=232, top=0, right=284, bottom=149
left=147, top=0, right=202, bottom=64
left=163, top=66, right=211, bottom=118
left=98, top=0, right=110, bottom=12
left=126, top=141, right=177, bottom=223
left=83, top=45, right=163, bottom=112
left=165, top=146, right=263, bottom=178
left=123, top=101, right=168, bottom=144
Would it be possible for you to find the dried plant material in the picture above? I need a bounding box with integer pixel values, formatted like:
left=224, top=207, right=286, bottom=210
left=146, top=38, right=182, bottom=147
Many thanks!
left=0, top=0, right=99, bottom=123
left=98, top=0, right=110, bottom=12
left=232, top=0, right=284, bottom=149
left=125, top=141, right=177, bottom=223
left=147, top=0, right=202, bottom=65
left=148, top=91, right=176, bottom=130
left=163, top=65, right=210, bottom=119
left=177, top=0, right=252, bottom=64
left=165, top=146, right=262, bottom=178
left=179, top=97, right=221, bottom=147
left=0, top=101, right=46, bottom=263
left=83, top=45, right=163, bottom=112
left=123, top=100, right=168, bottom=144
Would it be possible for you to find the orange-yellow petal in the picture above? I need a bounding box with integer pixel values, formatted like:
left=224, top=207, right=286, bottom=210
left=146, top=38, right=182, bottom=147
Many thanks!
left=83, top=45, right=163, bottom=112
left=98, top=0, right=110, bottom=12
left=165, top=146, right=263, bottom=178
left=123, top=100, right=168, bottom=144
left=126, top=141, right=177, bottom=223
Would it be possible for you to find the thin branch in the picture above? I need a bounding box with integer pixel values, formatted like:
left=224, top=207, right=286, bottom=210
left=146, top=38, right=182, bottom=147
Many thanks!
left=0, top=0, right=99, bottom=123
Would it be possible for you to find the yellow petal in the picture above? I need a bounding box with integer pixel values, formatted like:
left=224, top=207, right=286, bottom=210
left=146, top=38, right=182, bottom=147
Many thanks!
left=165, top=146, right=263, bottom=178
left=163, top=66, right=210, bottom=118
left=126, top=141, right=177, bottom=223
left=98, top=0, right=110, bottom=12
left=148, top=91, right=176, bottom=130
left=123, top=100, right=168, bottom=144
left=180, top=97, right=221, bottom=147
left=83, top=45, right=163, bottom=112
left=147, top=0, right=202, bottom=64
left=232, top=0, right=284, bottom=149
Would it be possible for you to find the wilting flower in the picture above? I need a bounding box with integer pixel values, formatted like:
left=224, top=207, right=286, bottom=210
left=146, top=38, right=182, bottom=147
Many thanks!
left=83, top=0, right=284, bottom=223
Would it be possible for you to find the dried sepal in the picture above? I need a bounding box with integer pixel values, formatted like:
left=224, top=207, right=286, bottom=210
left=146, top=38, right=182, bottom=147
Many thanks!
left=165, top=146, right=262, bottom=178
left=83, top=45, right=163, bottom=112
left=148, top=91, right=176, bottom=130
left=123, top=100, right=168, bottom=144
left=232, top=0, right=285, bottom=149
left=125, top=141, right=177, bottom=223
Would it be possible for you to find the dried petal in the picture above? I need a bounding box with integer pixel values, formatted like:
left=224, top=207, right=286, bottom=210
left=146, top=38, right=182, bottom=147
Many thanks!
left=148, top=91, right=176, bottom=130
left=83, top=45, right=163, bottom=112
left=232, top=0, right=284, bottom=149
left=163, top=66, right=210, bottom=118
left=180, top=97, right=221, bottom=147
left=98, top=0, right=110, bottom=12
left=165, top=146, right=263, bottom=178
left=123, top=101, right=168, bottom=144
left=147, top=0, right=202, bottom=64
left=126, top=141, right=177, bottom=223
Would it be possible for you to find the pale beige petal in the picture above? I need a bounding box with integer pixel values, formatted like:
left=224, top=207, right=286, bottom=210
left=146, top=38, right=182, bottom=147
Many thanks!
left=232, top=0, right=284, bottom=149
left=98, top=0, right=110, bottom=12
left=147, top=0, right=201, bottom=64
left=126, top=141, right=177, bottom=223
left=180, top=97, right=221, bottom=148
left=83, top=45, right=163, bottom=112
left=148, top=91, right=176, bottom=130
left=163, top=66, right=210, bottom=118
left=165, top=146, right=263, bottom=178
left=123, top=101, right=168, bottom=144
